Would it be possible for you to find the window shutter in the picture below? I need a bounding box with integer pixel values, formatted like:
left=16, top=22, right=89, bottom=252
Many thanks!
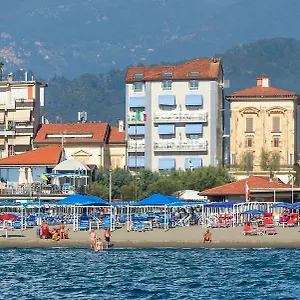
left=245, top=117, right=253, bottom=132
left=272, top=116, right=280, bottom=132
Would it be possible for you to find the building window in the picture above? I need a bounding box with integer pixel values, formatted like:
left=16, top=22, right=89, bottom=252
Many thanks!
left=134, top=73, right=144, bottom=79
left=245, top=117, right=254, bottom=133
left=272, top=116, right=281, bottom=133
left=163, top=72, right=173, bottom=77
left=272, top=137, right=280, bottom=147
left=245, top=137, right=253, bottom=148
left=162, top=80, right=172, bottom=90
left=231, top=153, right=236, bottom=165
left=189, top=80, right=199, bottom=90
left=133, top=82, right=143, bottom=92
left=8, top=145, right=15, bottom=156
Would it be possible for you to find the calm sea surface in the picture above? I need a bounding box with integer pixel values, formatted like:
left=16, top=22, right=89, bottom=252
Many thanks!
left=0, top=247, right=298, bottom=300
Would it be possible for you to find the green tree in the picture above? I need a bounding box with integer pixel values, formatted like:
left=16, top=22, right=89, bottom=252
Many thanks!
left=239, top=151, right=254, bottom=172
left=260, top=148, right=270, bottom=171
left=86, top=182, right=109, bottom=199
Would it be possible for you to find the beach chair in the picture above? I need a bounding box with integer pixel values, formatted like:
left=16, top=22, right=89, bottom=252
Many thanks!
left=79, top=216, right=89, bottom=231
left=266, top=227, right=277, bottom=235
left=264, top=217, right=275, bottom=228
left=287, top=218, right=295, bottom=227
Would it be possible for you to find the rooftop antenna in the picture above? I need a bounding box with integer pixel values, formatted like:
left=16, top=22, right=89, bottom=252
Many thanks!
left=0, top=62, right=3, bottom=81
left=78, top=111, right=87, bottom=123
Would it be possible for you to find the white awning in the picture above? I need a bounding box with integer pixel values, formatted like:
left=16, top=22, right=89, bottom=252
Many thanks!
left=14, top=136, right=31, bottom=145
left=7, top=110, right=31, bottom=122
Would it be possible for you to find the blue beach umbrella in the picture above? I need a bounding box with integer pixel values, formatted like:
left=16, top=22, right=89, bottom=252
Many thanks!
left=241, top=209, right=265, bottom=215
left=270, top=202, right=292, bottom=209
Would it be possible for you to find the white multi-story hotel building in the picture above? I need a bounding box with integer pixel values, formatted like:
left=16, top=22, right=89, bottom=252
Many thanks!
left=125, top=58, right=226, bottom=171
left=0, top=73, right=47, bottom=158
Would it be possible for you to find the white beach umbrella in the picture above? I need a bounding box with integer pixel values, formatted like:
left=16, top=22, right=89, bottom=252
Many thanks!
left=27, top=168, right=33, bottom=185
left=52, top=176, right=60, bottom=186
left=18, top=167, right=27, bottom=185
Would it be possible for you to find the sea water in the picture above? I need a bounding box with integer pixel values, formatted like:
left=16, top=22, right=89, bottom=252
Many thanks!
left=0, top=247, right=298, bottom=300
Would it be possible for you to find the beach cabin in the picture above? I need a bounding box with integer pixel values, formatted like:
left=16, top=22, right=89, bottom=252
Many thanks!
left=200, top=175, right=300, bottom=203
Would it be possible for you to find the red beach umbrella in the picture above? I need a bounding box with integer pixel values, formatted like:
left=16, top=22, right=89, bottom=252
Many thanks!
left=0, top=213, right=19, bottom=221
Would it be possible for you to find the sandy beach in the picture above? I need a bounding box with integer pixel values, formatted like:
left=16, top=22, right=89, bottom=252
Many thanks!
left=0, top=225, right=300, bottom=248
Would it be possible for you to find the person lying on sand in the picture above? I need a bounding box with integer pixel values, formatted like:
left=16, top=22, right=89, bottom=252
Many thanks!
left=203, top=230, right=212, bottom=243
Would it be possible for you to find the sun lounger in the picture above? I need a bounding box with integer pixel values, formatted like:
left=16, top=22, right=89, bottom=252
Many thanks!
left=264, top=217, right=275, bottom=228
left=266, top=227, right=277, bottom=235
left=287, top=218, right=295, bottom=227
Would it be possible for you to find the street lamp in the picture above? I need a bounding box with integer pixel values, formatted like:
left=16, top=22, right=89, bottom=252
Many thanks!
left=109, top=169, right=112, bottom=203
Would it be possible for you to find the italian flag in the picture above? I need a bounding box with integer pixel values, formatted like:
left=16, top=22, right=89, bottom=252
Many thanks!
left=136, top=110, right=147, bottom=121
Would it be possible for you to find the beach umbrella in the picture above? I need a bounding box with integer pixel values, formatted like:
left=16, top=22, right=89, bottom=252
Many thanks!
left=241, top=209, right=265, bottom=215
left=27, top=168, right=33, bottom=185
left=0, top=213, right=19, bottom=221
left=18, top=167, right=27, bottom=185
left=271, top=202, right=292, bottom=209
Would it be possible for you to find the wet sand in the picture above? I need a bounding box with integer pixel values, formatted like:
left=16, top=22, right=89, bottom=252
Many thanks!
left=0, top=225, right=300, bottom=249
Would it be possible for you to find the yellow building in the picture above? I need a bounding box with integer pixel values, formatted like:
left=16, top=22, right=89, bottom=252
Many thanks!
left=226, top=76, right=299, bottom=172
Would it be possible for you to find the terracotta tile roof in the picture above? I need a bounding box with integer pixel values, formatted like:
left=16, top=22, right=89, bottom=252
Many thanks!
left=227, top=86, right=297, bottom=99
left=108, top=126, right=126, bottom=144
left=200, top=175, right=292, bottom=196
left=34, top=123, right=109, bottom=144
left=126, top=58, right=221, bottom=82
left=0, top=145, right=62, bottom=166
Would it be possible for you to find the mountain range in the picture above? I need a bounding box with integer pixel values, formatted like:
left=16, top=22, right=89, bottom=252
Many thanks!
left=2, top=0, right=300, bottom=78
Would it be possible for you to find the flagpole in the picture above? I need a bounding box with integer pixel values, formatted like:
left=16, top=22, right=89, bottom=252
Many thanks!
left=135, top=113, right=137, bottom=201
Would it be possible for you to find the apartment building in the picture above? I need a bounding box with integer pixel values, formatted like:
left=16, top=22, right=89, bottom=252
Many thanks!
left=0, top=73, right=46, bottom=158
left=34, top=122, right=126, bottom=170
left=226, top=76, right=299, bottom=172
left=125, top=58, right=226, bottom=171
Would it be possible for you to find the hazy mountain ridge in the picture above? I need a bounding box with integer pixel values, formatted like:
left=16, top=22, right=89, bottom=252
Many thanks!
left=2, top=0, right=300, bottom=78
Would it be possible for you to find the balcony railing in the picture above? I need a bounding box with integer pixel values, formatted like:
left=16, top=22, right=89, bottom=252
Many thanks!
left=127, top=140, right=145, bottom=151
left=0, top=125, right=15, bottom=135
left=154, top=139, right=208, bottom=151
left=153, top=111, right=208, bottom=122
left=127, top=112, right=145, bottom=123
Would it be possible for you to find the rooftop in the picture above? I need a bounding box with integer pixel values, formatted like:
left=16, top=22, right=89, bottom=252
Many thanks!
left=126, top=58, right=222, bottom=82
left=0, top=145, right=62, bottom=166
left=200, top=175, right=292, bottom=196
left=34, top=123, right=109, bottom=144
left=226, top=76, right=298, bottom=100
left=108, top=125, right=126, bottom=144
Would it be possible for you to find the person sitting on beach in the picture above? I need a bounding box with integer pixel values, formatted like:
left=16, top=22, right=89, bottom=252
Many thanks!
left=95, top=238, right=103, bottom=252
left=52, top=229, right=60, bottom=242
left=59, top=221, right=65, bottom=239
left=104, top=228, right=111, bottom=249
left=203, top=230, right=212, bottom=243
left=90, top=229, right=97, bottom=249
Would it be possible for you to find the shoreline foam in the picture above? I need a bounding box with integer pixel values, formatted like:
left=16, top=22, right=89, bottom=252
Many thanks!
left=1, top=225, right=300, bottom=249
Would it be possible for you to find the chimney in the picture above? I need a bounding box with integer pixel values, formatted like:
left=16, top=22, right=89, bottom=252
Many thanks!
left=118, top=119, right=124, bottom=132
left=8, top=73, right=13, bottom=82
left=261, top=76, right=270, bottom=87
left=25, top=72, right=28, bottom=81
left=212, top=57, right=217, bottom=63
left=256, top=77, right=262, bottom=87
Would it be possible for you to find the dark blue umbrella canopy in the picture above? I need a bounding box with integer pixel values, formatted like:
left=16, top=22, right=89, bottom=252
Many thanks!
left=271, top=202, right=292, bottom=209
left=241, top=209, right=265, bottom=215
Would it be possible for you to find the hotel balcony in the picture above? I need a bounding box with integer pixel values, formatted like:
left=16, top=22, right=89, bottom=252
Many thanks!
left=0, top=125, right=15, bottom=136
left=153, top=111, right=208, bottom=123
left=127, top=111, right=145, bottom=124
left=127, top=140, right=145, bottom=152
left=154, top=139, right=208, bottom=151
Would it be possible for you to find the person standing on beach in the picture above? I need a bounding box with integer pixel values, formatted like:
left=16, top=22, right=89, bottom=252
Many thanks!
left=90, top=229, right=97, bottom=249
left=104, top=228, right=111, bottom=249
left=95, top=238, right=103, bottom=252
left=59, top=221, right=65, bottom=239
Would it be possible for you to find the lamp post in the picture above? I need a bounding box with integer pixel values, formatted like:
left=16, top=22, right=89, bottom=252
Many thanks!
left=109, top=169, right=112, bottom=203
